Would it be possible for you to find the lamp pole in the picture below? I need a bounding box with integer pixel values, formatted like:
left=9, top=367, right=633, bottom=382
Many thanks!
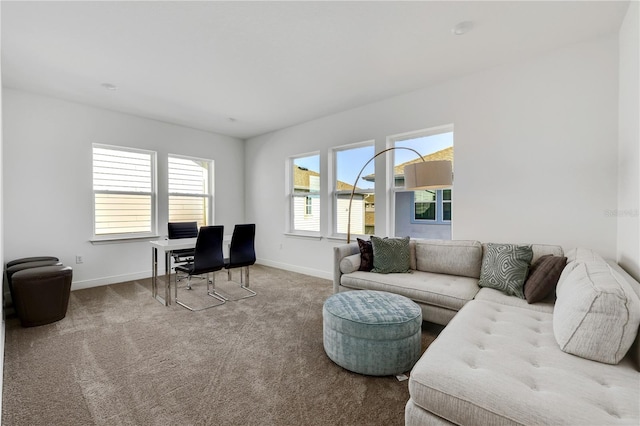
left=346, top=147, right=425, bottom=244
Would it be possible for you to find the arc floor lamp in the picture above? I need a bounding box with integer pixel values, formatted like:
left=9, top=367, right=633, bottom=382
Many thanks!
left=346, top=147, right=453, bottom=243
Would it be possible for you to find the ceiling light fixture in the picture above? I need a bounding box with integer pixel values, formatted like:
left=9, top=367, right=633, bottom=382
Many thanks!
left=452, top=21, right=474, bottom=36
left=101, top=83, right=117, bottom=91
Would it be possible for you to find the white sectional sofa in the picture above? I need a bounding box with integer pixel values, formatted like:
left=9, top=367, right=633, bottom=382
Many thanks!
left=333, top=240, right=640, bottom=425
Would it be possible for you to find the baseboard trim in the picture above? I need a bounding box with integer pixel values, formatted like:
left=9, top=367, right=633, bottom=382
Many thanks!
left=69, top=261, right=331, bottom=292
left=71, top=271, right=153, bottom=291
left=256, top=259, right=332, bottom=281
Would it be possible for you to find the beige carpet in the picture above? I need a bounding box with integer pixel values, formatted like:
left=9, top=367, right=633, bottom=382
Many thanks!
left=2, top=265, right=443, bottom=425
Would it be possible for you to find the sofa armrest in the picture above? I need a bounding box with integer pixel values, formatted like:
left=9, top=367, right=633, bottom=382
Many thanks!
left=333, top=243, right=360, bottom=293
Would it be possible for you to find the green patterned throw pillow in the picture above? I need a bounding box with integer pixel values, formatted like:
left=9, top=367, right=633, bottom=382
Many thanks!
left=371, top=236, right=411, bottom=274
left=479, top=243, right=533, bottom=298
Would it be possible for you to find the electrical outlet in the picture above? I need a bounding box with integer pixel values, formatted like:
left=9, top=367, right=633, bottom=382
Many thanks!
left=75, top=255, right=83, bottom=264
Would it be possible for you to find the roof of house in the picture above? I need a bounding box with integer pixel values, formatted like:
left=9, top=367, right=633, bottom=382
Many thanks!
left=294, top=166, right=355, bottom=191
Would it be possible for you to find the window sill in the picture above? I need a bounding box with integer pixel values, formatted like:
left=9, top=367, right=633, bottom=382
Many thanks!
left=326, top=235, right=359, bottom=243
left=90, top=235, right=161, bottom=245
left=284, top=232, right=323, bottom=241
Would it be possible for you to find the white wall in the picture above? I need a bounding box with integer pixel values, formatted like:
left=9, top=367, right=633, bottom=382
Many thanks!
left=245, top=35, right=621, bottom=280
left=0, top=2, right=5, bottom=418
left=2, top=89, right=245, bottom=289
left=617, top=1, right=640, bottom=281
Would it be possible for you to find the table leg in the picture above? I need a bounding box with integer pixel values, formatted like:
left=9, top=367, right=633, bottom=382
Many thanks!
left=151, top=246, right=169, bottom=306
left=152, top=247, right=158, bottom=298
left=165, top=251, right=172, bottom=305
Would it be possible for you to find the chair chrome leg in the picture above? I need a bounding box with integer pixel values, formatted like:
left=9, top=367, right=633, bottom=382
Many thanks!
left=240, top=266, right=257, bottom=298
left=175, top=272, right=225, bottom=311
left=215, top=266, right=256, bottom=301
left=207, top=272, right=227, bottom=303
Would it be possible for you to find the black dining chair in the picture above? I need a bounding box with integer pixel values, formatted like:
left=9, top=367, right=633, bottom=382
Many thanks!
left=168, top=221, right=198, bottom=264
left=212, top=224, right=257, bottom=301
left=173, top=225, right=226, bottom=311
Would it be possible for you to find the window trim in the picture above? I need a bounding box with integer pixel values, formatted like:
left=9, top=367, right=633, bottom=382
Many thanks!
left=167, top=153, right=214, bottom=228
left=91, top=143, right=158, bottom=242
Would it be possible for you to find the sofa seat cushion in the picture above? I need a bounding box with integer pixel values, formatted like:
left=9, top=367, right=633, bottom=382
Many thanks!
left=409, top=299, right=640, bottom=426
left=340, top=270, right=479, bottom=311
left=475, top=287, right=555, bottom=314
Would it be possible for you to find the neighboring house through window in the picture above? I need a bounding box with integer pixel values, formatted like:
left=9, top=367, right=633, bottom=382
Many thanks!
left=333, top=142, right=375, bottom=237
left=391, top=127, right=454, bottom=239
left=168, top=155, right=213, bottom=228
left=92, top=144, right=157, bottom=239
left=290, top=154, right=320, bottom=233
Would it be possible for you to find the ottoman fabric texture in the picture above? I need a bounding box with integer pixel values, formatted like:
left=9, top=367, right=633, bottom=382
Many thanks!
left=323, top=290, right=422, bottom=376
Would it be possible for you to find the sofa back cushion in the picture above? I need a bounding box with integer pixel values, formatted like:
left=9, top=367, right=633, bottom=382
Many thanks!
left=554, top=258, right=640, bottom=364
left=529, top=244, right=564, bottom=264
left=415, top=240, right=483, bottom=278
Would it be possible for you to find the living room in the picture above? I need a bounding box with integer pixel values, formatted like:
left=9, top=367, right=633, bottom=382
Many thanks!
left=1, top=1, right=639, bottom=425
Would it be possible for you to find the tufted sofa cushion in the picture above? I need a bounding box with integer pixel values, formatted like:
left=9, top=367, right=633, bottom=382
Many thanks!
left=475, top=287, right=555, bottom=314
left=408, top=299, right=640, bottom=425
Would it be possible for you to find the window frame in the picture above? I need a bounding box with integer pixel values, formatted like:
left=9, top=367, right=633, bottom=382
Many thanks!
left=167, top=153, right=214, bottom=229
left=288, top=152, right=321, bottom=235
left=92, top=144, right=158, bottom=241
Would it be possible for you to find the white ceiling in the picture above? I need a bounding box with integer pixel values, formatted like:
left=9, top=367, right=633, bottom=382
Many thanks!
left=1, top=1, right=630, bottom=139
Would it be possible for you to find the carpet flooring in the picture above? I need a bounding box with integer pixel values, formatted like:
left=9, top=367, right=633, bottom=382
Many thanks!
left=2, top=265, right=443, bottom=425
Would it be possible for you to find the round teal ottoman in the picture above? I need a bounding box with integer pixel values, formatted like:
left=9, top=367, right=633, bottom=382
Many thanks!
left=323, top=290, right=422, bottom=376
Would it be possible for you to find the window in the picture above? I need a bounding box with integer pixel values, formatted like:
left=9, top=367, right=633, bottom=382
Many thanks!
left=414, top=190, right=436, bottom=220
left=290, top=154, right=320, bottom=232
left=443, top=189, right=452, bottom=221
left=391, top=127, right=453, bottom=239
left=93, top=145, right=156, bottom=238
left=305, top=196, right=313, bottom=216
left=413, top=189, right=452, bottom=223
left=334, top=143, right=375, bottom=237
left=168, top=155, right=212, bottom=228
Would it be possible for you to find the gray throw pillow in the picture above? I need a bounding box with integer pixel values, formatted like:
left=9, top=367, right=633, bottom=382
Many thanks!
left=371, top=236, right=411, bottom=274
left=479, top=243, right=533, bottom=298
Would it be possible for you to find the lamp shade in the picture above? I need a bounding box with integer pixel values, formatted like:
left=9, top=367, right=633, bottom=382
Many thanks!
left=403, top=160, right=452, bottom=190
